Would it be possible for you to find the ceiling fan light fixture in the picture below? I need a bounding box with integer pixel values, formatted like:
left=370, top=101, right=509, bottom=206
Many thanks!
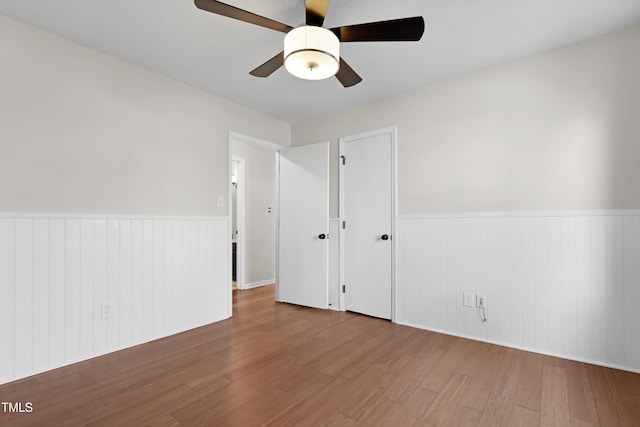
left=284, top=26, right=340, bottom=80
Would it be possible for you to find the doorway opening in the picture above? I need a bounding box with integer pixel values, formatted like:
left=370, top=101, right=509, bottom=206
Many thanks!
left=231, top=157, right=245, bottom=290
left=228, top=133, right=283, bottom=308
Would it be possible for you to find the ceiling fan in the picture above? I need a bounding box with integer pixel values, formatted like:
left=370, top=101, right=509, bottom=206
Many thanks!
left=194, top=0, right=425, bottom=87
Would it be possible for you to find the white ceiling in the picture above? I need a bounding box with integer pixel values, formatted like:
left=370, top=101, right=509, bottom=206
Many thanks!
left=2, top=0, right=640, bottom=123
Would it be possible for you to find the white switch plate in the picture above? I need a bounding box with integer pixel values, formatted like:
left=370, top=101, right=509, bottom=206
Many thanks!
left=217, top=195, right=224, bottom=208
left=463, top=292, right=476, bottom=308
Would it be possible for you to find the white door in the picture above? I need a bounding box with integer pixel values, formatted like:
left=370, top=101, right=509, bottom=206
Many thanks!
left=277, top=142, right=330, bottom=309
left=341, top=128, right=395, bottom=319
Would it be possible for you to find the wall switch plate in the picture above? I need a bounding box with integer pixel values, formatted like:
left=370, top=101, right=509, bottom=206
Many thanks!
left=476, top=295, right=486, bottom=308
left=217, top=195, right=224, bottom=208
left=463, top=292, right=476, bottom=308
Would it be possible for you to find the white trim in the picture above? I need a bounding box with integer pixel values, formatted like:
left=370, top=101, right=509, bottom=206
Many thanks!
left=339, top=126, right=397, bottom=320
left=229, top=131, right=284, bottom=152
left=328, top=218, right=341, bottom=310
left=227, top=136, right=233, bottom=315
left=391, top=127, right=398, bottom=323
left=397, top=209, right=640, bottom=219
left=274, top=153, right=281, bottom=302
left=232, top=157, right=246, bottom=290
left=242, top=279, right=276, bottom=289
left=339, top=139, right=345, bottom=312
left=396, top=320, right=640, bottom=375
left=0, top=213, right=224, bottom=220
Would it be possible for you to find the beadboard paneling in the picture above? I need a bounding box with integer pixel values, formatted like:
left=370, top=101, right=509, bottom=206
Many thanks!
left=397, top=211, right=640, bottom=372
left=0, top=215, right=230, bottom=385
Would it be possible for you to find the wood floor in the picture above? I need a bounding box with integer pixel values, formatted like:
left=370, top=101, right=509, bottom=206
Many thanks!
left=1, top=285, right=639, bottom=426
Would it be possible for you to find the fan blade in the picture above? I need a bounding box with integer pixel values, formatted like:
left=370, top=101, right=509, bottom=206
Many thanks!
left=306, top=0, right=330, bottom=27
left=331, top=16, right=424, bottom=42
left=249, top=51, right=284, bottom=78
left=335, top=58, right=362, bottom=87
left=195, top=0, right=292, bottom=33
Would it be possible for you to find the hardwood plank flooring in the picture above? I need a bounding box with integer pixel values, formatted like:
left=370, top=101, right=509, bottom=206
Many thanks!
left=1, top=284, right=639, bottom=426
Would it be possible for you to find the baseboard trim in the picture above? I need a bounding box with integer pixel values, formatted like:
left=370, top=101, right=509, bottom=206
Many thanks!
left=396, top=320, right=640, bottom=375
left=242, top=279, right=275, bottom=290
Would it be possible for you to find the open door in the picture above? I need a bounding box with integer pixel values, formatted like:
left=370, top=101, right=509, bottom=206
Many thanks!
left=277, top=142, right=329, bottom=309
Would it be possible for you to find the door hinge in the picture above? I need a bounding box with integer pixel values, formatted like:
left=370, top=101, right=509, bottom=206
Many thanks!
left=342, top=221, right=346, bottom=229
left=340, top=155, right=345, bottom=165
left=342, top=285, right=346, bottom=293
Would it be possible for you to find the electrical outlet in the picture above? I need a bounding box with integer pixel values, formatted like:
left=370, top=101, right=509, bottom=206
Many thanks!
left=476, top=295, right=486, bottom=309
left=101, top=302, right=112, bottom=318
left=463, top=292, right=476, bottom=308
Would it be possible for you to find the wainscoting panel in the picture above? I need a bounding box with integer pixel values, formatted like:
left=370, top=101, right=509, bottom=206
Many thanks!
left=0, top=215, right=230, bottom=385
left=396, top=211, right=640, bottom=372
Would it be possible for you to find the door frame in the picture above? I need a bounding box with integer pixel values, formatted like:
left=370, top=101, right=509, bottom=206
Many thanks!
left=338, top=126, right=397, bottom=321
left=227, top=132, right=284, bottom=313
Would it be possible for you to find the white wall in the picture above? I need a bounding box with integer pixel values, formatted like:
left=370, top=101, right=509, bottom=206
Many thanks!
left=292, top=25, right=640, bottom=372
left=232, top=140, right=277, bottom=288
left=0, top=15, right=289, bottom=384
left=0, top=15, right=290, bottom=215
left=293, top=24, right=640, bottom=216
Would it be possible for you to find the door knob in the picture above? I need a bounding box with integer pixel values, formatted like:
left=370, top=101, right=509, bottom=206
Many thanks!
left=318, top=234, right=326, bottom=240
left=381, top=234, right=390, bottom=241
